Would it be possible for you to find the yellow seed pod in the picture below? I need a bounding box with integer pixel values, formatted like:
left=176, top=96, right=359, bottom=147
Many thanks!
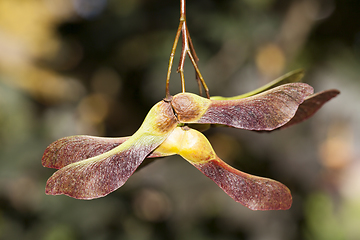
left=156, top=126, right=216, bottom=164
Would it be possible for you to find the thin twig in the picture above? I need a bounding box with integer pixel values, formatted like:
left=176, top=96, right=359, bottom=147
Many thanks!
left=177, top=21, right=189, bottom=93
left=187, top=48, right=210, bottom=98
left=165, top=22, right=182, bottom=99
left=186, top=28, right=202, bottom=96
left=165, top=0, right=210, bottom=98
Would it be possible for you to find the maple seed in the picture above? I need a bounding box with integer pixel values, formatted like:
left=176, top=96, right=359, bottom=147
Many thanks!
left=42, top=71, right=338, bottom=210
left=172, top=83, right=314, bottom=130
left=44, top=100, right=178, bottom=199
left=155, top=127, right=292, bottom=210
left=41, top=0, right=340, bottom=211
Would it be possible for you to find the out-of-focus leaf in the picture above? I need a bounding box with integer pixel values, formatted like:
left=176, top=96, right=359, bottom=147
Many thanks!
left=211, top=69, right=304, bottom=100
left=172, top=83, right=314, bottom=131
left=44, top=100, right=178, bottom=199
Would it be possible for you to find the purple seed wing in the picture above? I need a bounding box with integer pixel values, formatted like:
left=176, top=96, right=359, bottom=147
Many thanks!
left=191, top=157, right=292, bottom=210
left=44, top=100, right=178, bottom=199
left=42, top=133, right=174, bottom=171
left=45, top=136, right=163, bottom=199
left=173, top=83, right=314, bottom=131
left=278, top=89, right=340, bottom=130
left=42, top=136, right=129, bottom=169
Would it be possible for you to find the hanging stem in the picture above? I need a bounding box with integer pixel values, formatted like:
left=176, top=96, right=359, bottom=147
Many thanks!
left=187, top=29, right=202, bottom=96
left=165, top=22, right=182, bottom=99
left=178, top=20, right=189, bottom=93
left=165, top=0, right=210, bottom=99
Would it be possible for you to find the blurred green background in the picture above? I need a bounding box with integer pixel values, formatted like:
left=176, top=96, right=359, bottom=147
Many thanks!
left=0, top=0, right=359, bottom=239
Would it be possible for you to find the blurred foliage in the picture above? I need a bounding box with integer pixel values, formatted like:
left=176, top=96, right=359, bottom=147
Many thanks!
left=0, top=0, right=359, bottom=239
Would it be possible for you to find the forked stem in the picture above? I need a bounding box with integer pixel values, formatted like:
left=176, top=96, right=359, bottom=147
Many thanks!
left=165, top=0, right=210, bottom=99
left=165, top=22, right=182, bottom=99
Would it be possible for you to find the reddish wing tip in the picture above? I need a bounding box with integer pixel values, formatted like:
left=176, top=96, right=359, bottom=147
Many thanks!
left=279, top=89, right=340, bottom=130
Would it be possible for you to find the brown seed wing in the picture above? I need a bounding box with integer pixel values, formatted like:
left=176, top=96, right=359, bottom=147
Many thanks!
left=44, top=100, right=178, bottom=199
left=279, top=89, right=340, bottom=130
left=42, top=131, right=175, bottom=171
left=45, top=136, right=164, bottom=199
left=42, top=136, right=129, bottom=169
left=196, top=83, right=314, bottom=130
left=192, top=157, right=292, bottom=210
